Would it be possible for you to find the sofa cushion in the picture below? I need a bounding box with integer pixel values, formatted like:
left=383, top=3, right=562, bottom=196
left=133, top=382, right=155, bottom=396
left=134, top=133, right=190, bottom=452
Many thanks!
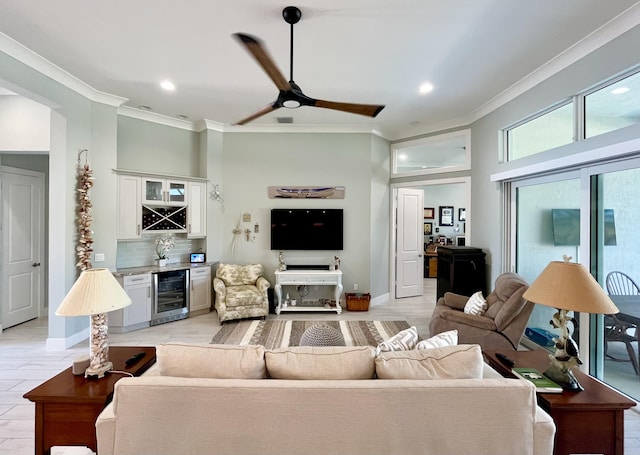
left=415, top=329, right=458, bottom=350
left=156, top=343, right=267, bottom=379
left=216, top=263, right=264, bottom=286
left=375, top=326, right=418, bottom=355
left=464, top=291, right=488, bottom=316
left=375, top=344, right=484, bottom=380
left=225, top=285, right=265, bottom=308
left=265, top=346, right=376, bottom=379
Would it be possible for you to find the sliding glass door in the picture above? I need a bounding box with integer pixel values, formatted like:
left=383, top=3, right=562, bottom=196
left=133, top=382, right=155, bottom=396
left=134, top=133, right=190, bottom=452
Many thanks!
left=588, top=163, right=640, bottom=398
left=511, top=159, right=640, bottom=401
left=512, top=174, right=581, bottom=353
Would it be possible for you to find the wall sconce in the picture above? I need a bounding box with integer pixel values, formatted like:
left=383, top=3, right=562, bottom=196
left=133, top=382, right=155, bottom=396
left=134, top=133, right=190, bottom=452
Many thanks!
left=209, top=184, right=225, bottom=212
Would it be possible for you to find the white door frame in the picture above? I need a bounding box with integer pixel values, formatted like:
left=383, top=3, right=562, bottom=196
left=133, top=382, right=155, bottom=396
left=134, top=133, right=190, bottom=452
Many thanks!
left=390, top=176, right=471, bottom=299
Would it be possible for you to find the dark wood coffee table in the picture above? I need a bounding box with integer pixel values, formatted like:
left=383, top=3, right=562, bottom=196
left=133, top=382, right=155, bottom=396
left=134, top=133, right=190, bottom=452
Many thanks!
left=484, top=349, right=636, bottom=455
left=23, top=346, right=156, bottom=455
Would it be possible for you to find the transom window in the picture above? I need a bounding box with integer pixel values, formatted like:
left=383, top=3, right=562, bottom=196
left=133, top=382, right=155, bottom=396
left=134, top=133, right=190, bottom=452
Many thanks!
left=504, top=68, right=640, bottom=161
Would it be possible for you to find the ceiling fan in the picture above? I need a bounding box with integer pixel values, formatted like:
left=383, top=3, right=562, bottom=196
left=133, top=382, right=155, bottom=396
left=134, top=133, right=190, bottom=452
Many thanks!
left=232, top=6, right=385, bottom=125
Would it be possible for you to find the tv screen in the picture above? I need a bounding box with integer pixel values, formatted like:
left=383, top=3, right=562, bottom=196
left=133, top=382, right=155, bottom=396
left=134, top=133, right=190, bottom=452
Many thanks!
left=551, top=209, right=580, bottom=246
left=551, top=208, right=616, bottom=246
left=271, top=209, right=343, bottom=250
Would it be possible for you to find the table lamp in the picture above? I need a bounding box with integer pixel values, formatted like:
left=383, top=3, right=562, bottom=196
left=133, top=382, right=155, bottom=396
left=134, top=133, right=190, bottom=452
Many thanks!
left=523, top=256, right=618, bottom=391
left=56, top=268, right=132, bottom=378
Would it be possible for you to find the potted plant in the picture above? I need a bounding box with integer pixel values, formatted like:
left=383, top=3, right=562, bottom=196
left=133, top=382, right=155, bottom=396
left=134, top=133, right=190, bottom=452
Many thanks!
left=155, top=234, right=175, bottom=267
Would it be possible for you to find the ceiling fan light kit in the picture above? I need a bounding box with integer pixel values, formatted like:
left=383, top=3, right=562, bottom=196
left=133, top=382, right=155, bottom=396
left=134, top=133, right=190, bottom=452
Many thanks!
left=233, top=6, right=384, bottom=125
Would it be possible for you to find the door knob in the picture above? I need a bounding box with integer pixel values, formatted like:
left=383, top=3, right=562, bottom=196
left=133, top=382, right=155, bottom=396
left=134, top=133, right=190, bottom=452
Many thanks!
left=32, top=262, right=41, bottom=267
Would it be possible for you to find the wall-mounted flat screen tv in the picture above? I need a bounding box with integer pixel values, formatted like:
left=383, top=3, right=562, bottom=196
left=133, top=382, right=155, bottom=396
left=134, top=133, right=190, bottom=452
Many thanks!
left=271, top=209, right=343, bottom=250
left=551, top=208, right=616, bottom=246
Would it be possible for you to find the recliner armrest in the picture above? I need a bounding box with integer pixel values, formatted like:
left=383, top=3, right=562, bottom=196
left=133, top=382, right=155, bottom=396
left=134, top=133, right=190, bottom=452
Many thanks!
left=440, top=292, right=469, bottom=311
left=439, top=307, right=497, bottom=331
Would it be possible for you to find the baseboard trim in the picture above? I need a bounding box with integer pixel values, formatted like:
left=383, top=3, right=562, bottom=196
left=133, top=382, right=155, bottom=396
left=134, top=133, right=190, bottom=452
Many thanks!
left=46, top=326, right=89, bottom=351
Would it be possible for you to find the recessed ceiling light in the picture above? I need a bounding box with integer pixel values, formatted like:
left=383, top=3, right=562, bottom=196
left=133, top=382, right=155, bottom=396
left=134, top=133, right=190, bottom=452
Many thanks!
left=160, top=80, right=176, bottom=91
left=410, top=121, right=421, bottom=126
left=138, top=105, right=152, bottom=111
left=611, top=86, right=630, bottom=95
left=177, top=114, right=189, bottom=120
left=419, top=82, right=434, bottom=94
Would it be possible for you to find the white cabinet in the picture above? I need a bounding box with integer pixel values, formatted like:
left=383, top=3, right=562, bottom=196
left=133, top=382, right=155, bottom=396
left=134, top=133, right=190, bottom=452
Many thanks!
left=117, top=175, right=142, bottom=240
left=189, top=266, right=212, bottom=314
left=112, top=273, right=152, bottom=332
left=187, top=181, right=207, bottom=238
left=142, top=177, right=187, bottom=206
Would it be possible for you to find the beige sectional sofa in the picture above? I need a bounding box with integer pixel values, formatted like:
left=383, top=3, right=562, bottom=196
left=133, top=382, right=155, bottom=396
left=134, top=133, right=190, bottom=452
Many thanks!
left=96, top=343, right=555, bottom=455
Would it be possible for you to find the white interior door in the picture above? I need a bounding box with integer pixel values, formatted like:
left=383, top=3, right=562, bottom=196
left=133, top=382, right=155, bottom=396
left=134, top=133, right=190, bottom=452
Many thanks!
left=1, top=167, right=44, bottom=329
left=396, top=188, right=424, bottom=298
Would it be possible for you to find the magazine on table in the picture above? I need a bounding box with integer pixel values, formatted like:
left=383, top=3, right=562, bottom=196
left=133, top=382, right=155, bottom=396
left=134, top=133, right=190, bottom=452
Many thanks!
left=512, top=367, right=563, bottom=393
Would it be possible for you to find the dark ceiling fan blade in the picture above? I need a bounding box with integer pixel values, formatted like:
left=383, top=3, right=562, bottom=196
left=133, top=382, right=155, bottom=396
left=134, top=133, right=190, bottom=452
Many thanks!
left=313, top=99, right=385, bottom=118
left=234, top=103, right=280, bottom=125
left=233, top=33, right=291, bottom=92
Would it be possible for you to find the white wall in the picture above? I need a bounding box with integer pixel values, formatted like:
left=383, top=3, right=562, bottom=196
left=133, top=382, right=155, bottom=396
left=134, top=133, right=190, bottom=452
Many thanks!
left=0, top=95, right=50, bottom=151
left=220, top=132, right=383, bottom=294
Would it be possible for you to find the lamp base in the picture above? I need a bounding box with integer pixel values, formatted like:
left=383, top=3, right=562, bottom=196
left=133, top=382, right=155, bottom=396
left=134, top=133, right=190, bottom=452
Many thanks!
left=85, top=360, right=113, bottom=379
left=545, top=308, right=584, bottom=391
left=543, top=362, right=583, bottom=391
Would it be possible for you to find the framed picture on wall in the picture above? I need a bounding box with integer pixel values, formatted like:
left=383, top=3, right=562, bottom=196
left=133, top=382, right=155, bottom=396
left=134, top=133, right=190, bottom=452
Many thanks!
left=459, top=208, right=466, bottom=221
left=424, top=207, right=435, bottom=219
left=424, top=222, right=433, bottom=235
left=439, top=206, right=454, bottom=226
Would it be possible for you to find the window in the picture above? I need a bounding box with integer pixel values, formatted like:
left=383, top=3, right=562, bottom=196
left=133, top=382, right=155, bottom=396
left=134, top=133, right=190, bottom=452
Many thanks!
left=506, top=102, right=573, bottom=161
left=584, top=70, right=640, bottom=139
left=504, top=67, right=640, bottom=161
left=391, top=130, right=470, bottom=177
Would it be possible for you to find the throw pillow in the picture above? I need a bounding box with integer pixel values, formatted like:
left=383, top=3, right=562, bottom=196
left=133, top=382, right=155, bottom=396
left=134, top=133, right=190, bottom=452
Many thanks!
left=375, top=326, right=418, bottom=356
left=375, top=344, right=483, bottom=380
left=464, top=291, right=488, bottom=316
left=415, top=329, right=458, bottom=350
left=265, top=346, right=376, bottom=379
left=156, top=343, right=267, bottom=379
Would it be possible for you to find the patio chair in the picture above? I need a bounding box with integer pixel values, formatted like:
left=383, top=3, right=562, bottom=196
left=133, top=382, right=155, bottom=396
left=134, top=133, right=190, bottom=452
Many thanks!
left=604, top=271, right=639, bottom=375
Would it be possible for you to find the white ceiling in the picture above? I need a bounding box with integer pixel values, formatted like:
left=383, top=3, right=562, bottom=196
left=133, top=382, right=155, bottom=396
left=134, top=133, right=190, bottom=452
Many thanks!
left=1, top=0, right=639, bottom=140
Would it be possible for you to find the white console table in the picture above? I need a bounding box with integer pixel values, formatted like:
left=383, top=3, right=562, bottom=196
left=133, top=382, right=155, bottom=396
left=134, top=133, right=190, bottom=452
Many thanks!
left=274, top=269, right=343, bottom=314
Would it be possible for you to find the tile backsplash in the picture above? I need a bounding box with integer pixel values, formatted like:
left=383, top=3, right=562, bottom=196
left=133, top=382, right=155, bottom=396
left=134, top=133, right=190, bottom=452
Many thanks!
left=117, top=235, right=206, bottom=269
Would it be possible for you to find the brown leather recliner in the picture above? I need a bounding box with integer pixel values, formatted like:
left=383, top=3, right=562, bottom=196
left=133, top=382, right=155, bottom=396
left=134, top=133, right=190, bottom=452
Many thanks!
left=429, top=272, right=533, bottom=351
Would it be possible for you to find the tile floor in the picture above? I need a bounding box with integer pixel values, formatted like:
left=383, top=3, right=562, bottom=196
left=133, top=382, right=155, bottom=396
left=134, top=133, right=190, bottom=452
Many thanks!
left=1, top=279, right=639, bottom=454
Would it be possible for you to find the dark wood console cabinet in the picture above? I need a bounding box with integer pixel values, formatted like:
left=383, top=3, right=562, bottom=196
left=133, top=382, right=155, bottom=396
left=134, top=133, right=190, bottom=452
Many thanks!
left=436, top=246, right=486, bottom=299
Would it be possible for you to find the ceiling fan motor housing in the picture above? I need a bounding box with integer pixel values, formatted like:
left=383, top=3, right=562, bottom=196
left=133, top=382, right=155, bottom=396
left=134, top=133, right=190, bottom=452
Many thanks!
left=283, top=6, right=301, bottom=24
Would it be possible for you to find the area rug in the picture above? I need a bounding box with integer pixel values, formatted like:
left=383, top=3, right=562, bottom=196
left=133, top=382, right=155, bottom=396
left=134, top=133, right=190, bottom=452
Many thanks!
left=211, top=320, right=411, bottom=349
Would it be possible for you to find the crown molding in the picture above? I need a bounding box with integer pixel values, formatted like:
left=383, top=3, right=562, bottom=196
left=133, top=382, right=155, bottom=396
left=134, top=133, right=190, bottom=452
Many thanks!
left=118, top=106, right=198, bottom=131
left=0, top=31, right=127, bottom=107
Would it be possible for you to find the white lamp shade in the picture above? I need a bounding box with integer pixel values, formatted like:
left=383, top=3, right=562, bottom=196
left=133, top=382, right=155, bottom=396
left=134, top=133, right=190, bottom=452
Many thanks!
left=523, top=261, right=618, bottom=314
left=55, top=268, right=132, bottom=316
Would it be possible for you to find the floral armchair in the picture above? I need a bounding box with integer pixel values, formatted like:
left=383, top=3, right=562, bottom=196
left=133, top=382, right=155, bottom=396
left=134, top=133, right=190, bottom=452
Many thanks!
left=213, top=263, right=270, bottom=323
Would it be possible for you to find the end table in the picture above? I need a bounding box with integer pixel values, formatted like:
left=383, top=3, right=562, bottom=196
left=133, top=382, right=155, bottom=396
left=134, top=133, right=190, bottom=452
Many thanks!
left=484, top=349, right=636, bottom=455
left=24, top=346, right=156, bottom=455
